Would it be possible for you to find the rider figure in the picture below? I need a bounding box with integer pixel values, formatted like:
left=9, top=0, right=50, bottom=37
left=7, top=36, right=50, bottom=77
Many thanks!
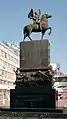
left=28, top=9, right=42, bottom=29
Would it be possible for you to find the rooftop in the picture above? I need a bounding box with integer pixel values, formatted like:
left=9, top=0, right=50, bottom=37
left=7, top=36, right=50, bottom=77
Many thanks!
left=0, top=41, right=19, bottom=56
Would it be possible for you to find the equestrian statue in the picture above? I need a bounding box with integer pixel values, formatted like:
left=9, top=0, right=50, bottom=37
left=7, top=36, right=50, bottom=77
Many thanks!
left=23, top=9, right=52, bottom=41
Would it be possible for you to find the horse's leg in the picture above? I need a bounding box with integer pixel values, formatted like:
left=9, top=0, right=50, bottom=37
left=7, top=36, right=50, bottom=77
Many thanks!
left=41, top=33, right=44, bottom=40
left=23, top=32, right=32, bottom=41
left=23, top=33, right=26, bottom=41
left=28, top=35, right=32, bottom=41
left=41, top=31, right=45, bottom=40
left=47, top=27, right=52, bottom=35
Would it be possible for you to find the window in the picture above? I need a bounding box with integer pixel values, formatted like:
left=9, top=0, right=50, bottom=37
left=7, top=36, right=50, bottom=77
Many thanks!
left=1, top=70, right=7, bottom=77
left=1, top=50, right=7, bottom=58
left=0, top=80, right=2, bottom=84
left=0, top=50, right=1, bottom=56
left=8, top=54, right=11, bottom=60
left=0, top=70, right=2, bottom=75
left=1, top=80, right=4, bottom=84
left=3, top=61, right=7, bottom=68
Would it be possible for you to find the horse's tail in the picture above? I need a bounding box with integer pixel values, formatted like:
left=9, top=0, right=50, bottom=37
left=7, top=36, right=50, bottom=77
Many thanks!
left=23, top=24, right=33, bottom=40
left=23, top=25, right=31, bottom=39
left=23, top=26, right=27, bottom=39
left=23, top=26, right=26, bottom=34
left=23, top=24, right=33, bottom=34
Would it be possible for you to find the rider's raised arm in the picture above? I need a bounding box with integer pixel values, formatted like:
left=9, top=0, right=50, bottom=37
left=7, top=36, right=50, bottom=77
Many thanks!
left=28, top=9, right=34, bottom=19
left=38, top=9, right=41, bottom=20
left=38, top=9, right=41, bottom=16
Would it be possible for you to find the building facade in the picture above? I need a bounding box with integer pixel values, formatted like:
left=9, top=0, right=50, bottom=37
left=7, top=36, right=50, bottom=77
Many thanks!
left=54, top=75, right=67, bottom=99
left=51, top=63, right=60, bottom=71
left=0, top=41, right=19, bottom=107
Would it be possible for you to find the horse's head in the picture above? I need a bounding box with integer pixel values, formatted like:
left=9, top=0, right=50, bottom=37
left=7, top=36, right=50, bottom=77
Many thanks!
left=40, top=14, right=48, bottom=29
left=43, top=14, right=52, bottom=18
left=40, top=14, right=52, bottom=21
left=40, top=14, right=52, bottom=29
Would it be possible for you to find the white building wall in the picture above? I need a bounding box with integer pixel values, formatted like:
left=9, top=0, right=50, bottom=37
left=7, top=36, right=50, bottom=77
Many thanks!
left=0, top=41, right=19, bottom=107
left=51, top=63, right=60, bottom=71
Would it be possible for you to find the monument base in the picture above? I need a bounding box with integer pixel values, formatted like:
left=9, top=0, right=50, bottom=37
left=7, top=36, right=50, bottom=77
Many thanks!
left=10, top=86, right=56, bottom=109
left=9, top=39, right=63, bottom=114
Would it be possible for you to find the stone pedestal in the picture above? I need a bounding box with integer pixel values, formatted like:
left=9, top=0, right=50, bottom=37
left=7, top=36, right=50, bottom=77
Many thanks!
left=20, top=40, right=50, bottom=70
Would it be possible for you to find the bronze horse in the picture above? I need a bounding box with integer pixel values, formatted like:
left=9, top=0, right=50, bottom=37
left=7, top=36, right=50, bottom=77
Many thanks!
left=23, top=14, right=52, bottom=41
